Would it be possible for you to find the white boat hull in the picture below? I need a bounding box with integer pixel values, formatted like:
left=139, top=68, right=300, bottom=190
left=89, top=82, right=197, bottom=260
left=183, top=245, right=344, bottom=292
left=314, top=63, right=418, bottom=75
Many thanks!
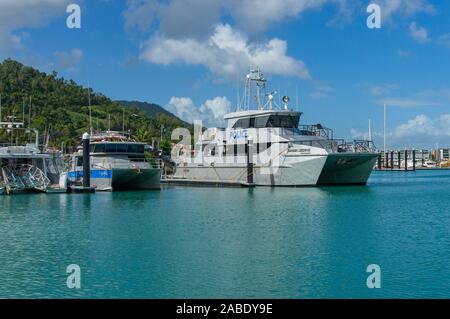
left=173, top=154, right=327, bottom=186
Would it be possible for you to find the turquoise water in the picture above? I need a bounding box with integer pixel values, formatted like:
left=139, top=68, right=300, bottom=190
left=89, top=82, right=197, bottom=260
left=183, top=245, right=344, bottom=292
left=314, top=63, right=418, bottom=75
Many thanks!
left=1, top=170, right=450, bottom=298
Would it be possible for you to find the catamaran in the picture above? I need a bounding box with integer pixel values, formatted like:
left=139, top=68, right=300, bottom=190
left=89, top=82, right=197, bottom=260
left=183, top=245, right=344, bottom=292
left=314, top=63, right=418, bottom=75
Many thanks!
left=170, top=68, right=378, bottom=186
left=0, top=106, right=64, bottom=195
left=64, top=131, right=161, bottom=191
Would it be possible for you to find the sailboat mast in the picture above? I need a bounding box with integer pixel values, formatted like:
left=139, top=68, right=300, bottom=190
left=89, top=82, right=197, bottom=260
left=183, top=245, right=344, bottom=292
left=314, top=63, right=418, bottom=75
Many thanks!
left=88, top=81, right=93, bottom=136
left=28, top=97, right=32, bottom=129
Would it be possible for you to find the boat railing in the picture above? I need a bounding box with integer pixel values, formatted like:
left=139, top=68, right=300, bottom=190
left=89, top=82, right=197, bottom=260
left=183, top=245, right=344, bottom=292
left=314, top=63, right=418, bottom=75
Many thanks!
left=299, top=139, right=345, bottom=153
left=0, top=143, right=45, bottom=154
left=92, top=157, right=162, bottom=170
left=299, top=139, right=376, bottom=153
left=299, top=124, right=334, bottom=139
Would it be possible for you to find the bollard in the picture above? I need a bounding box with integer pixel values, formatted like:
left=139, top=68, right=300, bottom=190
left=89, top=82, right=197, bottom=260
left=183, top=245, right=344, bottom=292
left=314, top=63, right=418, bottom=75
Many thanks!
left=404, top=150, right=408, bottom=171
left=82, top=132, right=91, bottom=188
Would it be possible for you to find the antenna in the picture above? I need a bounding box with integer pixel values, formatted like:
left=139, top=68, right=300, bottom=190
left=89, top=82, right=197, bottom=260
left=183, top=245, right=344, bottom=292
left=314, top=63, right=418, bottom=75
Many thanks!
left=236, top=74, right=240, bottom=111
left=278, top=85, right=281, bottom=107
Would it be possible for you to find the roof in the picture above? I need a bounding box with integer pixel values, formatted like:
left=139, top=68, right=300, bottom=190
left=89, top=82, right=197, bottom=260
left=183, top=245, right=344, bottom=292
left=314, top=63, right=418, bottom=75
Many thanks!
left=224, top=110, right=302, bottom=120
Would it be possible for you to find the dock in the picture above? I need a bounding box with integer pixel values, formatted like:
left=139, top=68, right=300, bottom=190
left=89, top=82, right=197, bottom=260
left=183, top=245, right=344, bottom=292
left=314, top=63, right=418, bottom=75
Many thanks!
left=161, top=177, right=255, bottom=188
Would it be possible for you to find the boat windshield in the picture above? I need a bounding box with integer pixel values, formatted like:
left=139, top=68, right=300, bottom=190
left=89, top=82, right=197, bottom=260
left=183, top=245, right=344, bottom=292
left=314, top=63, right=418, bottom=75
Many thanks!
left=233, top=114, right=300, bottom=129
left=90, top=143, right=145, bottom=154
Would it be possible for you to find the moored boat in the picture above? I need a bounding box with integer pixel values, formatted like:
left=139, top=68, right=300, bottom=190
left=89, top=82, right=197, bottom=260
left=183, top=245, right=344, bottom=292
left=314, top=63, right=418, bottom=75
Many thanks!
left=65, top=131, right=161, bottom=191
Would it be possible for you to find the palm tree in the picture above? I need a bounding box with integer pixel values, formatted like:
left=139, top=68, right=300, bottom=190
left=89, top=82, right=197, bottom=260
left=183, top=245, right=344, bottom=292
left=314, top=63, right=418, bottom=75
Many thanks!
left=134, top=127, right=151, bottom=143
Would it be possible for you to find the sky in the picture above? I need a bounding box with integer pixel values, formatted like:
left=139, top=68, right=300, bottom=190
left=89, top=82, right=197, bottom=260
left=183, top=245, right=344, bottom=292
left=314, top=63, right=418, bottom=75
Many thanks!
left=0, top=0, right=449, bottom=149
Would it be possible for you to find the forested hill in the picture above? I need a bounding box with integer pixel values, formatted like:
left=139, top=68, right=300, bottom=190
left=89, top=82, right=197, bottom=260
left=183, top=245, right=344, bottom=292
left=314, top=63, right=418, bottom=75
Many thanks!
left=117, top=100, right=177, bottom=118
left=0, top=59, right=188, bottom=148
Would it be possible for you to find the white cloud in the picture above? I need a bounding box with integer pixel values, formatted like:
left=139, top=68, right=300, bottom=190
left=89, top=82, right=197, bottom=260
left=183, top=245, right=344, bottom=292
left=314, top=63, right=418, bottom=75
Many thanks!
left=223, top=0, right=332, bottom=33
left=164, top=96, right=231, bottom=127
left=53, top=48, right=84, bottom=72
left=140, top=24, right=310, bottom=80
left=123, top=0, right=346, bottom=36
left=123, top=0, right=158, bottom=32
left=0, top=0, right=72, bottom=56
left=438, top=33, right=450, bottom=48
left=351, top=114, right=450, bottom=148
left=409, top=22, right=430, bottom=43
left=366, top=83, right=400, bottom=96
left=398, top=49, right=414, bottom=58
left=310, top=81, right=334, bottom=99
left=374, top=97, right=440, bottom=108
left=376, top=0, right=435, bottom=21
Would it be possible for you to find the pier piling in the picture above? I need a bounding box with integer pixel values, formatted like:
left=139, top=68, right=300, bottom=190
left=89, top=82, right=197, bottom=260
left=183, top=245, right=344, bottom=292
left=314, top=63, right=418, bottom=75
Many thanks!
left=390, top=151, right=394, bottom=170
left=83, top=132, right=91, bottom=188
left=246, top=137, right=254, bottom=185
left=404, top=150, right=408, bottom=172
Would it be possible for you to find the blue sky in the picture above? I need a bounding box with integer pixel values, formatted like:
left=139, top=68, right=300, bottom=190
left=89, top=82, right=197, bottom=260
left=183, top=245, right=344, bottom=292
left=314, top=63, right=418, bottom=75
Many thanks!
left=1, top=0, right=450, bottom=149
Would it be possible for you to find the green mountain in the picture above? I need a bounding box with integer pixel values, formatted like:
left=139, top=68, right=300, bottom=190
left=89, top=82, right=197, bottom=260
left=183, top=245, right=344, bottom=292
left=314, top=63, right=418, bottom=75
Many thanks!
left=0, top=59, right=189, bottom=148
left=117, top=100, right=179, bottom=119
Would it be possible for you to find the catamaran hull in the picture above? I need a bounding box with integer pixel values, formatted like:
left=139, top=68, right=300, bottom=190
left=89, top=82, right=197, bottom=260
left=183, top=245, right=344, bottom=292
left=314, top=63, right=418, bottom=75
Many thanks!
left=316, top=153, right=379, bottom=185
left=111, top=168, right=161, bottom=190
left=67, top=168, right=161, bottom=191
left=173, top=155, right=327, bottom=186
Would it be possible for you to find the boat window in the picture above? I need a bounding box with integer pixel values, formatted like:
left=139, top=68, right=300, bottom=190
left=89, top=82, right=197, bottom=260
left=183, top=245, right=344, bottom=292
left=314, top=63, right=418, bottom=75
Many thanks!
left=127, top=144, right=144, bottom=153
left=105, top=144, right=117, bottom=153
left=116, top=144, right=128, bottom=153
left=255, top=116, right=269, bottom=128
left=94, top=144, right=106, bottom=153
left=266, top=115, right=300, bottom=128
left=233, top=118, right=251, bottom=128
left=249, top=117, right=255, bottom=128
